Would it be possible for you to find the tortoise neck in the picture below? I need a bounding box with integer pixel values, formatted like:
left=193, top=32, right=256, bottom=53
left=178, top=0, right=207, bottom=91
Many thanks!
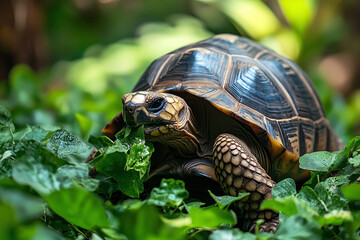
left=167, top=107, right=203, bottom=158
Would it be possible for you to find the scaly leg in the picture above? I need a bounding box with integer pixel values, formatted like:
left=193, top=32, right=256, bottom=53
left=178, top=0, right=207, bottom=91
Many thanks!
left=213, top=133, right=278, bottom=233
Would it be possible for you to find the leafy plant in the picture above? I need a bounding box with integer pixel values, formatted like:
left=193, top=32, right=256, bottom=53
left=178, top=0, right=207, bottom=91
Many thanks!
left=1, top=103, right=360, bottom=239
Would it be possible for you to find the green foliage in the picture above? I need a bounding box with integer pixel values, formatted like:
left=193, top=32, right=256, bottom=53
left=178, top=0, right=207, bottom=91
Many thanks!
left=259, top=139, right=360, bottom=239
left=90, top=126, right=153, bottom=198
left=189, top=206, right=237, bottom=229
left=148, top=178, right=189, bottom=209
left=208, top=190, right=249, bottom=210
left=1, top=1, right=360, bottom=239
left=1, top=101, right=360, bottom=239
left=44, top=187, right=109, bottom=230
left=300, top=136, right=360, bottom=173
left=1, top=90, right=360, bottom=240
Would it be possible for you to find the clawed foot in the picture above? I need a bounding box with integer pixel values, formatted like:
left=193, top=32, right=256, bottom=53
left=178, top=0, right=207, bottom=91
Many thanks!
left=250, top=217, right=279, bottom=233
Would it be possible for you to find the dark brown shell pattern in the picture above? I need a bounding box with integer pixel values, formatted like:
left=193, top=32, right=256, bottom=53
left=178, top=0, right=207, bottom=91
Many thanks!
left=132, top=34, right=342, bottom=181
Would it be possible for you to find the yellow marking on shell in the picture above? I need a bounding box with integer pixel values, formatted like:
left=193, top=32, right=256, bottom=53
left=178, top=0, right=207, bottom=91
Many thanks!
left=131, top=94, right=146, bottom=104
left=165, top=104, right=176, bottom=116
left=166, top=97, right=174, bottom=103
left=160, top=111, right=172, bottom=121
left=159, top=126, right=169, bottom=134
left=150, top=129, right=161, bottom=137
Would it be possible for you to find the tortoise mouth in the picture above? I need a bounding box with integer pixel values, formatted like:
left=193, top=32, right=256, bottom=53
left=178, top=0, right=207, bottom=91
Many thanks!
left=143, top=123, right=176, bottom=138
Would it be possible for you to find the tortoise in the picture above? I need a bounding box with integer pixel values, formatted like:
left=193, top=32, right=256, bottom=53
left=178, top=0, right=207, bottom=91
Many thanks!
left=101, top=34, right=342, bottom=232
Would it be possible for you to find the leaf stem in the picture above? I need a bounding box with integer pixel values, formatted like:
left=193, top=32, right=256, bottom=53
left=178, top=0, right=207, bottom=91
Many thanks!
left=9, top=127, right=14, bottom=151
left=73, top=225, right=87, bottom=238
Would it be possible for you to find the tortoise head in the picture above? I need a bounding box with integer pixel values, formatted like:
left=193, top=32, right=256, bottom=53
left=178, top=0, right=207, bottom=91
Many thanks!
left=103, top=91, right=200, bottom=156
left=121, top=91, right=188, bottom=136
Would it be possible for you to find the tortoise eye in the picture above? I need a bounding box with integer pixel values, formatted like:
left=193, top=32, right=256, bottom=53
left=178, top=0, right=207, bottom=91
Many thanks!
left=148, top=98, right=166, bottom=113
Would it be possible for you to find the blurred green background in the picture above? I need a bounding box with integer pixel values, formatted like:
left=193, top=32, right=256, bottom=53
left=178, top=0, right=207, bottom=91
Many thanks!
left=0, top=0, right=359, bottom=143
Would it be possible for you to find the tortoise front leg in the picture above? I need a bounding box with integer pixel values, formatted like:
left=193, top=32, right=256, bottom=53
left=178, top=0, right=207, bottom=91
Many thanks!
left=213, top=133, right=278, bottom=233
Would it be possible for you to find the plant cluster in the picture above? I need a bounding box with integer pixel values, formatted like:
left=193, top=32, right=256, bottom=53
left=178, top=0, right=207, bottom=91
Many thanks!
left=1, top=106, right=359, bottom=239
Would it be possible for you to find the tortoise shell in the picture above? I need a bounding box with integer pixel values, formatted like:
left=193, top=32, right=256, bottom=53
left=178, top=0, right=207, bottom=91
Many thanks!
left=129, top=34, right=342, bottom=182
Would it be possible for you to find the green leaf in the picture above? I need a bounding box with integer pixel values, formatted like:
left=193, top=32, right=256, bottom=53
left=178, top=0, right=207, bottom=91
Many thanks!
left=274, top=215, right=321, bottom=240
left=272, top=178, right=297, bottom=199
left=44, top=187, right=109, bottom=230
left=116, top=125, right=145, bottom=145
left=322, top=210, right=352, bottom=226
left=342, top=183, right=360, bottom=201
left=95, top=151, right=147, bottom=198
left=17, top=223, right=65, bottom=240
left=116, top=203, right=187, bottom=240
left=94, top=126, right=153, bottom=198
left=301, top=137, right=360, bottom=173
left=12, top=142, right=66, bottom=195
left=148, top=179, right=189, bottom=208
left=297, top=186, right=326, bottom=215
left=0, top=202, right=18, bottom=240
left=299, top=151, right=336, bottom=172
left=208, top=190, right=249, bottom=210
left=54, top=163, right=99, bottom=192
left=0, top=105, right=15, bottom=132
left=209, top=229, right=257, bottom=240
left=0, top=106, right=15, bottom=147
left=278, top=0, right=317, bottom=35
left=75, top=113, right=93, bottom=138
left=189, top=205, right=237, bottom=229
left=46, top=129, right=92, bottom=159
left=0, top=201, right=64, bottom=240
left=13, top=126, right=50, bottom=142
left=88, top=135, right=114, bottom=149
left=182, top=201, right=205, bottom=213
left=314, top=176, right=349, bottom=211
left=12, top=141, right=98, bottom=195
left=126, top=139, right=154, bottom=179
left=0, top=186, right=43, bottom=222
left=349, top=152, right=360, bottom=168
left=0, top=150, right=13, bottom=162
left=261, top=196, right=318, bottom=219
